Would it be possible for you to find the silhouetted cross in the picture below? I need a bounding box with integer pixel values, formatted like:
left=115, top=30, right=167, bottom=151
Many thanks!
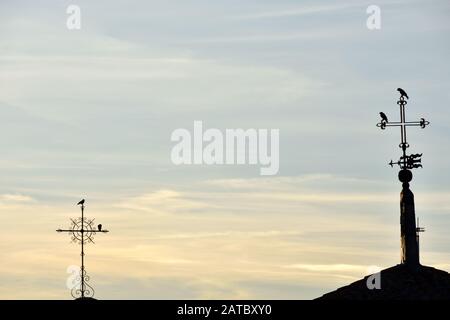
left=377, top=93, right=430, bottom=169
left=56, top=200, right=109, bottom=299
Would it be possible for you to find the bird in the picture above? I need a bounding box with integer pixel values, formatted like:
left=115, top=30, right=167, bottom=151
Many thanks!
left=379, top=112, right=388, bottom=123
left=77, top=199, right=85, bottom=206
left=397, top=88, right=409, bottom=99
left=98, top=224, right=102, bottom=231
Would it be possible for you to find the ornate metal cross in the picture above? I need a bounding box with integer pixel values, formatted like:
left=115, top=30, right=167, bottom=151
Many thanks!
left=376, top=92, right=430, bottom=169
left=56, top=199, right=109, bottom=299
left=376, top=89, right=430, bottom=267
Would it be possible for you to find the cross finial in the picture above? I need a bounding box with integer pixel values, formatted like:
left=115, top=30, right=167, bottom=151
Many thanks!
left=376, top=89, right=430, bottom=175
left=56, top=199, right=109, bottom=299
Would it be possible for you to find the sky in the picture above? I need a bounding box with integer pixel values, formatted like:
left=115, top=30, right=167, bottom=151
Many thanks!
left=0, top=0, right=449, bottom=299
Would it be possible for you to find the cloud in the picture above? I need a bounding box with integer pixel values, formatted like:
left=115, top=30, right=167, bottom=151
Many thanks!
left=285, top=263, right=371, bottom=273
left=230, top=2, right=362, bottom=20
left=183, top=28, right=361, bottom=44
left=0, top=194, right=36, bottom=211
left=0, top=174, right=449, bottom=299
left=115, top=189, right=210, bottom=214
left=0, top=194, right=34, bottom=202
left=0, top=0, right=448, bottom=300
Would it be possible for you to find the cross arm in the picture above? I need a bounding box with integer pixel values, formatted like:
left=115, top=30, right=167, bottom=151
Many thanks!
left=56, top=229, right=109, bottom=233
left=377, top=119, right=430, bottom=130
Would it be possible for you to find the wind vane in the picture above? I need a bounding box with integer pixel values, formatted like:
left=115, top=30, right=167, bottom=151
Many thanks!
left=377, top=88, right=430, bottom=170
left=377, top=88, right=429, bottom=268
left=57, top=199, right=109, bottom=299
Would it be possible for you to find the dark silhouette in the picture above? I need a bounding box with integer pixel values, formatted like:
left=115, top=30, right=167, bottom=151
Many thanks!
left=57, top=199, right=109, bottom=299
left=397, top=87, right=409, bottom=99
left=378, top=90, right=429, bottom=266
left=317, top=265, right=450, bottom=300
left=399, top=169, right=419, bottom=266
left=317, top=89, right=447, bottom=300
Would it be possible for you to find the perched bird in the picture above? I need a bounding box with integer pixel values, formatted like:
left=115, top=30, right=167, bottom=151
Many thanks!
left=77, top=199, right=85, bottom=206
left=98, top=224, right=102, bottom=231
left=397, top=88, right=409, bottom=99
left=380, top=112, right=388, bottom=123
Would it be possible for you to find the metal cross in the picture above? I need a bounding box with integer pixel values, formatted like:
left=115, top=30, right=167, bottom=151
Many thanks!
left=56, top=199, right=109, bottom=299
left=376, top=92, right=430, bottom=169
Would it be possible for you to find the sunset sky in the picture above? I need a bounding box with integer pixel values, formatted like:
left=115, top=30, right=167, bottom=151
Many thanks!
left=0, top=0, right=449, bottom=299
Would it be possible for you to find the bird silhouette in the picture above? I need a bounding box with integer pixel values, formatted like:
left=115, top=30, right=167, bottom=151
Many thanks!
left=380, top=112, right=388, bottom=123
left=98, top=224, right=102, bottom=231
left=77, top=199, right=85, bottom=206
left=397, top=88, right=409, bottom=99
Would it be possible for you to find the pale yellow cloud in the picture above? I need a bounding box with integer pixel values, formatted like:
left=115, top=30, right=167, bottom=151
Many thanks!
left=0, top=175, right=448, bottom=299
left=0, top=193, right=34, bottom=202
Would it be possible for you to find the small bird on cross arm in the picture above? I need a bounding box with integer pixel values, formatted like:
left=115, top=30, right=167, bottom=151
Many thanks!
left=380, top=112, right=388, bottom=123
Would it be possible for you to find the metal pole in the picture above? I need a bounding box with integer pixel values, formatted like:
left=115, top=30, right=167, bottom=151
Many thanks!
left=81, top=204, right=85, bottom=298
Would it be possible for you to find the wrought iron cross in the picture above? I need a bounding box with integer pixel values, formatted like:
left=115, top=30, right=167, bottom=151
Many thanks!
left=56, top=199, right=109, bottom=299
left=376, top=92, right=430, bottom=169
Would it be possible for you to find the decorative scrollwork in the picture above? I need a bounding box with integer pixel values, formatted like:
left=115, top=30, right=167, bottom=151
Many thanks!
left=389, top=153, right=423, bottom=170
left=70, top=268, right=95, bottom=299
left=69, top=217, right=96, bottom=244
left=419, top=118, right=430, bottom=129
left=57, top=202, right=109, bottom=300
left=397, top=96, right=408, bottom=106
left=376, top=120, right=387, bottom=130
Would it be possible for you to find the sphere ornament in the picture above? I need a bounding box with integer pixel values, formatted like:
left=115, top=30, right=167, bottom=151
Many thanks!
left=398, top=169, right=413, bottom=184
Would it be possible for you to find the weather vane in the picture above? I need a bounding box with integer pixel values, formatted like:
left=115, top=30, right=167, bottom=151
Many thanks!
left=376, top=88, right=429, bottom=268
left=57, top=199, right=109, bottom=299
left=377, top=88, right=430, bottom=170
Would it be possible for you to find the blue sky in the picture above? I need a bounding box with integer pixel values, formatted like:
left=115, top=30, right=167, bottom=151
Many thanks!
left=0, top=0, right=449, bottom=299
